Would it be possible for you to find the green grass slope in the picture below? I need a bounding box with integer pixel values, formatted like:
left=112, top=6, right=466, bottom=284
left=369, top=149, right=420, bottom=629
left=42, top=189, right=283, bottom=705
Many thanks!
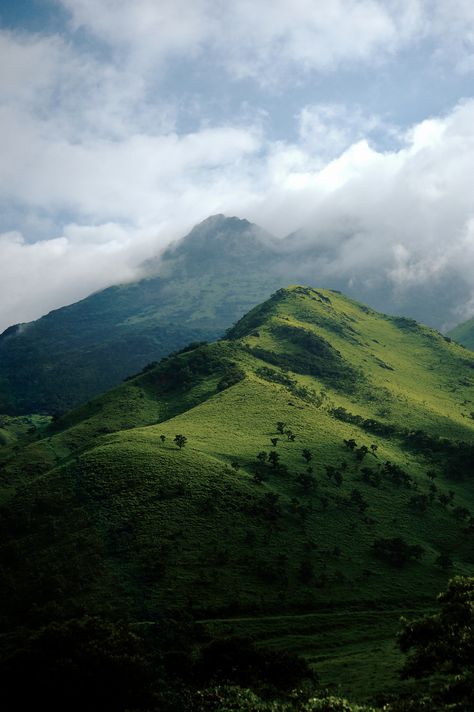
left=2, top=286, right=474, bottom=698
left=448, top=315, right=474, bottom=350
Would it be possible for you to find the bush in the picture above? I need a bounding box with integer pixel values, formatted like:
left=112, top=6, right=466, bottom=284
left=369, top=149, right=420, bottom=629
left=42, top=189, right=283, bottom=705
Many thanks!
left=0, top=617, right=156, bottom=712
left=372, top=537, right=424, bottom=567
left=194, top=637, right=316, bottom=693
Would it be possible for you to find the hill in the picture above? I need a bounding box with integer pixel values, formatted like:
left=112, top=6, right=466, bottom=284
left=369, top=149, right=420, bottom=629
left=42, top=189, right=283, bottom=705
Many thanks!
left=0, top=215, right=282, bottom=415
left=2, top=286, right=474, bottom=658
left=448, top=316, right=474, bottom=350
left=3, top=212, right=471, bottom=419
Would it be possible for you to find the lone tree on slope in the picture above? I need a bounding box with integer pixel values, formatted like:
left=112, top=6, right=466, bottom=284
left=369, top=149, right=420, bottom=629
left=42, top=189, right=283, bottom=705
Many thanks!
left=174, top=434, right=187, bottom=449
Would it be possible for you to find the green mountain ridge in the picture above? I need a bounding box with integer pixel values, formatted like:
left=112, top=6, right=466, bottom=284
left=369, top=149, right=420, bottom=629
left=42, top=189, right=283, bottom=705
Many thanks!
left=1, top=286, right=474, bottom=639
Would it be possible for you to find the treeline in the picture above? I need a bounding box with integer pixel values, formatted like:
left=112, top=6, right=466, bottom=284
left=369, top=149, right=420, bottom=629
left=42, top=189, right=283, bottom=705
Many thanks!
left=331, top=406, right=474, bottom=479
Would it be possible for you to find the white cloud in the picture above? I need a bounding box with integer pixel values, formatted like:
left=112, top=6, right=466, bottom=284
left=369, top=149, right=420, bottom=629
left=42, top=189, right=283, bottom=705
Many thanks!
left=0, top=223, right=159, bottom=328
left=245, top=99, right=474, bottom=327
left=4, top=4, right=474, bottom=330
left=60, top=0, right=215, bottom=65
left=4, top=98, right=474, bottom=330
left=298, top=104, right=389, bottom=159
left=56, top=0, right=422, bottom=81
left=54, top=0, right=474, bottom=82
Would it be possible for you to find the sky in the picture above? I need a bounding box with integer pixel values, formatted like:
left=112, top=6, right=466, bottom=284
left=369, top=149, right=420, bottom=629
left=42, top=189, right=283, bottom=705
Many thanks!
left=2, top=0, right=474, bottom=331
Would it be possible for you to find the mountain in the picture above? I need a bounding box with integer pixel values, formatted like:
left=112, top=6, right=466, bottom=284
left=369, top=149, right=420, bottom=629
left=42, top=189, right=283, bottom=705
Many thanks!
left=0, top=215, right=282, bottom=415
left=2, top=286, right=473, bottom=646
left=2, top=212, right=472, bottom=418
left=447, top=316, right=474, bottom=350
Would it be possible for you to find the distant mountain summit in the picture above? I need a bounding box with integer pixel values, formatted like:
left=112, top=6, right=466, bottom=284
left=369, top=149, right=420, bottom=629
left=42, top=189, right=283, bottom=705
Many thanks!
left=0, top=215, right=283, bottom=414
left=164, top=214, right=276, bottom=263
left=144, top=214, right=277, bottom=277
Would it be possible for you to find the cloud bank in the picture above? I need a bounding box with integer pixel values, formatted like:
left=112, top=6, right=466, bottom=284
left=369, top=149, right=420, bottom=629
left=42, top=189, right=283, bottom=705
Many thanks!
left=2, top=2, right=474, bottom=330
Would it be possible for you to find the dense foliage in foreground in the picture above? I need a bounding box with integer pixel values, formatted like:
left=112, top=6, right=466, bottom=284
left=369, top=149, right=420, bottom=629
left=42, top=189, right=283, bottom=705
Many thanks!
left=1, top=577, right=473, bottom=710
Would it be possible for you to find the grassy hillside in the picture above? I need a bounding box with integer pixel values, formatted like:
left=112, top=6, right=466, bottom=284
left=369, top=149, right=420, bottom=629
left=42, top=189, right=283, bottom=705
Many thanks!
left=448, top=315, right=474, bottom=350
left=2, top=286, right=474, bottom=700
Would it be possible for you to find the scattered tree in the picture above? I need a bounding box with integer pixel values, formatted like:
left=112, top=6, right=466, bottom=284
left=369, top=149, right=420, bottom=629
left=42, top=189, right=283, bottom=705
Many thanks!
left=409, top=493, right=429, bottom=513
left=436, top=552, right=454, bottom=570
left=350, top=488, right=368, bottom=513
left=298, top=559, right=314, bottom=584
left=296, top=472, right=315, bottom=494
left=360, top=467, right=381, bottom=488
left=260, top=492, right=281, bottom=521
left=344, top=438, right=357, bottom=450
left=372, top=536, right=425, bottom=567
left=355, top=445, right=369, bottom=461
left=453, top=505, right=470, bottom=521
left=174, top=434, right=187, bottom=449
left=268, top=451, right=280, bottom=469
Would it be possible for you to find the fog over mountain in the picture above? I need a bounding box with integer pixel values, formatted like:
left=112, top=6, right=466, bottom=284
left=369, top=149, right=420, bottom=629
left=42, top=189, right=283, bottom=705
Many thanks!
left=3, top=2, right=474, bottom=331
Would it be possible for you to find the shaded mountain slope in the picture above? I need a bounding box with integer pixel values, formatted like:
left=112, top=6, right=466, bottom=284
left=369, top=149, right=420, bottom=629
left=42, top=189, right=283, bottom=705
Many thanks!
left=0, top=215, right=281, bottom=415
left=448, top=315, right=474, bottom=350
left=1, top=286, right=474, bottom=631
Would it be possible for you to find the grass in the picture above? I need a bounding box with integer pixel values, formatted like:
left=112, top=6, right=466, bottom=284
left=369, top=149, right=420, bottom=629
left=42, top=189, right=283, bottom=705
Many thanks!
left=1, top=285, right=474, bottom=702
left=200, top=606, right=430, bottom=701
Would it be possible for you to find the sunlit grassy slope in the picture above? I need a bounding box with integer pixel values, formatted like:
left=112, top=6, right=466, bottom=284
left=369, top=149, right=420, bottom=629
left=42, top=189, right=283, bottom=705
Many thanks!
left=2, top=286, right=474, bottom=667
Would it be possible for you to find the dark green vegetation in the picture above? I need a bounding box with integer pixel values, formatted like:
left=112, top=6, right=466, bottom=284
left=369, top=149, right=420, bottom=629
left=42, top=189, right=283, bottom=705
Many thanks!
left=396, top=576, right=474, bottom=709
left=448, top=315, right=474, bottom=351
left=0, top=215, right=281, bottom=414
left=0, top=413, right=51, bottom=449
left=2, top=286, right=474, bottom=708
left=0, top=578, right=472, bottom=711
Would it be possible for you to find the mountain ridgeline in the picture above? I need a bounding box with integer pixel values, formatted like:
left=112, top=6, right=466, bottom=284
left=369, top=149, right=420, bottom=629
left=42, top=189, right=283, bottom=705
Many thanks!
left=3, top=213, right=474, bottom=416
left=0, top=216, right=282, bottom=414
left=1, top=286, right=474, bottom=640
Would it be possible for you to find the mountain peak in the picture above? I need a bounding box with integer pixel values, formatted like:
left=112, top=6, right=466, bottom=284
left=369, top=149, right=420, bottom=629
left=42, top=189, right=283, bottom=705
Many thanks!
left=161, top=213, right=278, bottom=274
left=226, top=285, right=343, bottom=340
